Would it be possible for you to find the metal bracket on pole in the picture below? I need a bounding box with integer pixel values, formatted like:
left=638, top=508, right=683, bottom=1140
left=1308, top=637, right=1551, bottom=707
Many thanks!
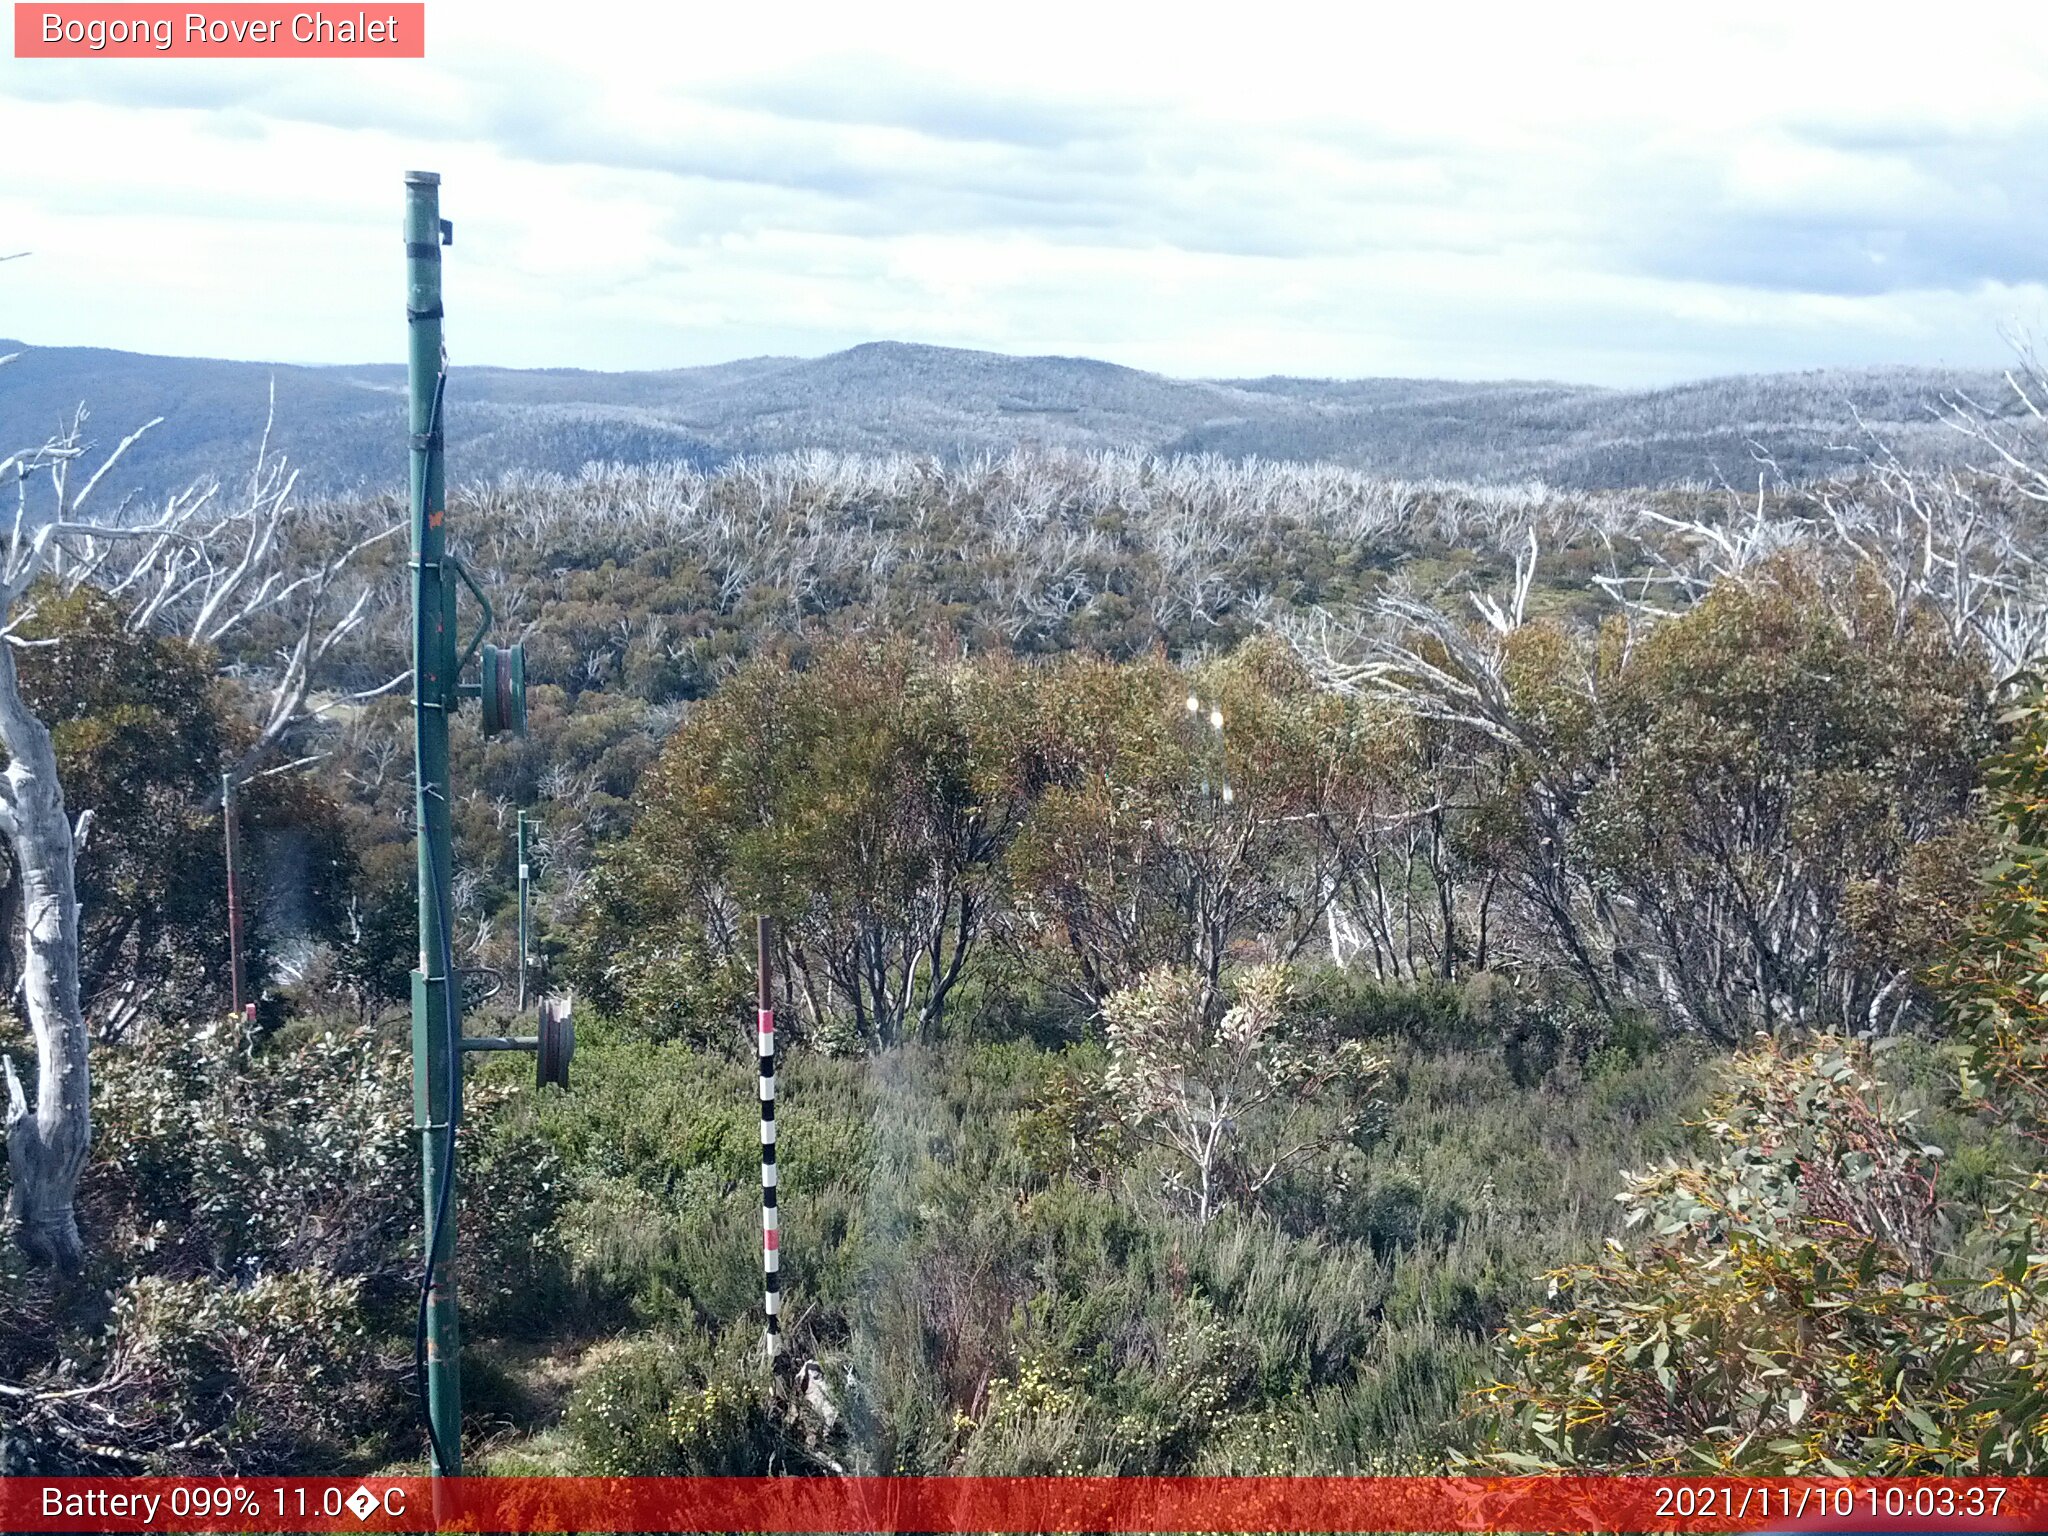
left=449, top=556, right=493, bottom=678
left=458, top=996, right=573, bottom=1091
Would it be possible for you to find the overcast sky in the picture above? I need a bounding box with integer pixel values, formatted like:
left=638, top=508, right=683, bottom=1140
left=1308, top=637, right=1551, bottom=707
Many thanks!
left=3, top=2, right=2046, bottom=386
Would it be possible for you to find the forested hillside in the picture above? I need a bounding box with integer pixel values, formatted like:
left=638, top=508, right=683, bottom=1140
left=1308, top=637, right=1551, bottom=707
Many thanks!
left=0, top=336, right=2010, bottom=505
left=5, top=385, right=2048, bottom=1477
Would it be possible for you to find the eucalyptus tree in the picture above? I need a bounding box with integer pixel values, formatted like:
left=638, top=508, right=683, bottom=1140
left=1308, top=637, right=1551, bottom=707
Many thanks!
left=1297, top=547, right=1993, bottom=1041
left=1004, top=642, right=1355, bottom=1010
left=574, top=638, right=1038, bottom=1048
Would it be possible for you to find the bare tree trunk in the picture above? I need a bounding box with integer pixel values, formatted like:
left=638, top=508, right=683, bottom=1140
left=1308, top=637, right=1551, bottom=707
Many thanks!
left=0, top=641, right=89, bottom=1273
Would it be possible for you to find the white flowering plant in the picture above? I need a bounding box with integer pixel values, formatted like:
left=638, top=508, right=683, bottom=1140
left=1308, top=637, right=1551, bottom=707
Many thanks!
left=1103, top=964, right=1386, bottom=1223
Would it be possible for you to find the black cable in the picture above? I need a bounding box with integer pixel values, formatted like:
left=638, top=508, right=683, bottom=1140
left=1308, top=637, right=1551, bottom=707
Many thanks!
left=414, top=829, right=459, bottom=1474
left=411, top=359, right=460, bottom=1477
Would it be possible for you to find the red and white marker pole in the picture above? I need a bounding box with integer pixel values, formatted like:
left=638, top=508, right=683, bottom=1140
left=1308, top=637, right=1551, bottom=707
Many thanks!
left=757, top=915, right=781, bottom=1357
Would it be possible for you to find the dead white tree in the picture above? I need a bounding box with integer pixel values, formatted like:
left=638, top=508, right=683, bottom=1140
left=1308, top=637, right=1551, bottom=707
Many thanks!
left=1589, top=375, right=2048, bottom=685
left=0, top=392, right=398, bottom=1270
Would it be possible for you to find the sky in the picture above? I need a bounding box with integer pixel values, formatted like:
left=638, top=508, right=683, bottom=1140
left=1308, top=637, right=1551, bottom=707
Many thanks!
left=3, top=2, right=2047, bottom=386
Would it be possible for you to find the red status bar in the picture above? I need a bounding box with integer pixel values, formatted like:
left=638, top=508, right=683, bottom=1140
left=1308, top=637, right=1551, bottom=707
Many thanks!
left=5, top=1475, right=2046, bottom=1534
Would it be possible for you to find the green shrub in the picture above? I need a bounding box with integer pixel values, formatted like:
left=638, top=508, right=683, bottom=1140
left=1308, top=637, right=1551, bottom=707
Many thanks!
left=455, top=1062, right=572, bottom=1336
left=90, top=1015, right=414, bottom=1282
left=4, top=1271, right=386, bottom=1473
left=566, top=1326, right=783, bottom=1474
left=1015, top=1048, right=1126, bottom=1187
left=1289, top=968, right=1467, bottom=1047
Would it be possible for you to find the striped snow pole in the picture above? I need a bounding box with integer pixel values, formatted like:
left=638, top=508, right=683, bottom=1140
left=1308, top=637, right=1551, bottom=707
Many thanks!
left=757, top=915, right=781, bottom=1357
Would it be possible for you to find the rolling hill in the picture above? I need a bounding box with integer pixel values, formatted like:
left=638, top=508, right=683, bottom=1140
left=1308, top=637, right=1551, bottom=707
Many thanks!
left=0, top=337, right=2010, bottom=506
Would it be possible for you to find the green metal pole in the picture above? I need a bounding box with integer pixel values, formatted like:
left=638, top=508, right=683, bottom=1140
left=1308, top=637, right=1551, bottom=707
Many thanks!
left=516, top=811, right=531, bottom=1013
left=405, top=168, right=462, bottom=1478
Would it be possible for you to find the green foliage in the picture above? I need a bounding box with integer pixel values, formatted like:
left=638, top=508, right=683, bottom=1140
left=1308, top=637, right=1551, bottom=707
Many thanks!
left=1005, top=640, right=1367, bottom=1007
left=2, top=585, right=356, bottom=1033
left=1478, top=691, right=2048, bottom=1473
left=1286, top=969, right=1467, bottom=1047
left=1103, top=964, right=1387, bottom=1222
left=8, top=435, right=2021, bottom=1477
left=326, top=867, right=418, bottom=1020
left=1015, top=1048, right=1126, bottom=1187
left=0, top=1013, right=571, bottom=1472
left=451, top=1059, right=573, bottom=1337
left=578, top=559, right=1992, bottom=1075
left=90, top=1014, right=415, bottom=1281
left=1401, top=557, right=1992, bottom=1041
left=1479, top=1039, right=1974, bottom=1471
left=509, top=1037, right=873, bottom=1333
left=1938, top=686, right=2048, bottom=1139
left=577, top=637, right=1397, bottom=1049
left=1, top=1016, right=424, bottom=1470
left=492, top=1014, right=1705, bottom=1477
left=570, top=638, right=1036, bottom=1047
left=1578, top=560, right=1988, bottom=1035
left=566, top=1326, right=783, bottom=1474
left=84, top=1271, right=380, bottom=1470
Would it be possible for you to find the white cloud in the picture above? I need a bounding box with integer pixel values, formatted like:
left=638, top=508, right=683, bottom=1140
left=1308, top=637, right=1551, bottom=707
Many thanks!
left=2, top=1, right=2044, bottom=383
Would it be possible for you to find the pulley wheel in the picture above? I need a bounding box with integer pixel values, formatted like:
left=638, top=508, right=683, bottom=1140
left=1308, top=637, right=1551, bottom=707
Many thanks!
left=537, top=995, right=573, bottom=1090
left=480, top=643, right=527, bottom=738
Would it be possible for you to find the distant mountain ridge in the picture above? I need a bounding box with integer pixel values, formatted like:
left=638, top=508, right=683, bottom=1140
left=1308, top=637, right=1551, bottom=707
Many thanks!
left=0, top=337, right=2009, bottom=504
